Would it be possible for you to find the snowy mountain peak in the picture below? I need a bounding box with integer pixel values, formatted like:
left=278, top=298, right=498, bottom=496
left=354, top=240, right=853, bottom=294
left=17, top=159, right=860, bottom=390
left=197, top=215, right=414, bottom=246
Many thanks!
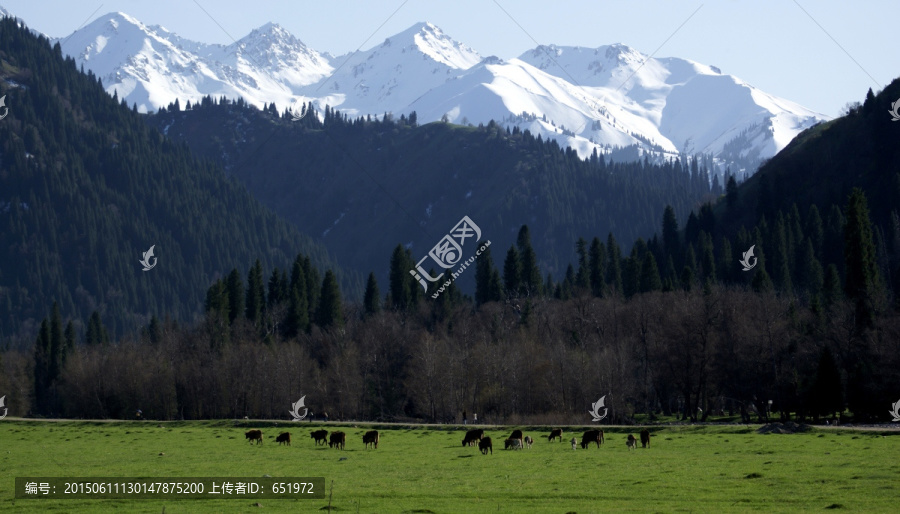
left=380, top=22, right=482, bottom=70
left=36, top=8, right=827, bottom=173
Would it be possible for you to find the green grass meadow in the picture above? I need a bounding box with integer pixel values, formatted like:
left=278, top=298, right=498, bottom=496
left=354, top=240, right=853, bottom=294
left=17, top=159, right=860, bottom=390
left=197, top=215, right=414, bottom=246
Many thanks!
left=0, top=420, right=897, bottom=513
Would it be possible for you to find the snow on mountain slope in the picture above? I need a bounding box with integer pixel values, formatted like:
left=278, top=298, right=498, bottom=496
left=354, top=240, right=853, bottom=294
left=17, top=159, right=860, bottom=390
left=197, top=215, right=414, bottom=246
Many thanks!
left=53, top=12, right=332, bottom=113
left=517, top=44, right=824, bottom=161
left=301, top=22, right=481, bottom=117
left=33, top=5, right=827, bottom=170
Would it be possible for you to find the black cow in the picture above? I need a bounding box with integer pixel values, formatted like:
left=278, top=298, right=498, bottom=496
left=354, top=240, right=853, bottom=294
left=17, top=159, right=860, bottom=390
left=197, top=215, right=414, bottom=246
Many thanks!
left=363, top=430, right=379, bottom=449
left=547, top=428, right=563, bottom=442
left=462, top=428, right=484, bottom=447
left=329, top=431, right=346, bottom=450
left=640, top=429, right=651, bottom=448
left=311, top=429, right=328, bottom=445
left=580, top=429, right=604, bottom=449
left=245, top=429, right=263, bottom=445
left=479, top=436, right=493, bottom=455
left=276, top=432, right=291, bottom=446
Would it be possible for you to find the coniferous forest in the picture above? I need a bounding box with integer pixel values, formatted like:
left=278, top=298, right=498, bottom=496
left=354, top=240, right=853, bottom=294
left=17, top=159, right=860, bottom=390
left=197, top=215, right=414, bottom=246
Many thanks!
left=1, top=17, right=899, bottom=424
left=0, top=18, right=349, bottom=343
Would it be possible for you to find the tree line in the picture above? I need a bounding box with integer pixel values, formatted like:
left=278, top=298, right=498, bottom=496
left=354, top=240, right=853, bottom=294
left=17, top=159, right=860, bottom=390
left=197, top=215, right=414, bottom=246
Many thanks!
left=3, top=188, right=898, bottom=423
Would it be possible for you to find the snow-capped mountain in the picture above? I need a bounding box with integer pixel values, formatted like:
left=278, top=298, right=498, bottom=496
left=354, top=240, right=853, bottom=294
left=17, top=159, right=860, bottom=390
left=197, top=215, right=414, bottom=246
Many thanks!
left=53, top=12, right=332, bottom=113
left=37, top=7, right=826, bottom=170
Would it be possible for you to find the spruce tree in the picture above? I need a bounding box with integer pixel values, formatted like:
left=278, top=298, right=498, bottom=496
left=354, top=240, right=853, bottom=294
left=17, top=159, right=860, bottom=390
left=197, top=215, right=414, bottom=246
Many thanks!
left=245, top=259, right=265, bottom=325
left=822, top=264, right=842, bottom=306
left=623, top=255, right=640, bottom=298
left=85, top=311, right=109, bottom=345
left=588, top=237, right=606, bottom=297
left=317, top=270, right=344, bottom=329
left=363, top=272, right=381, bottom=316
left=287, top=261, right=309, bottom=336
left=225, top=268, right=244, bottom=325
left=801, top=238, right=824, bottom=295
left=606, top=233, right=623, bottom=295
left=843, top=188, right=881, bottom=328
left=49, top=302, right=63, bottom=383
left=662, top=205, right=680, bottom=260
left=575, top=238, right=590, bottom=291
left=725, top=174, right=738, bottom=212
left=63, top=321, right=76, bottom=364
left=503, top=245, right=521, bottom=298
left=33, top=318, right=51, bottom=414
left=517, top=226, right=542, bottom=296
left=640, top=252, right=662, bottom=293
left=475, top=245, right=501, bottom=306
left=390, top=244, right=414, bottom=310
left=267, top=268, right=283, bottom=307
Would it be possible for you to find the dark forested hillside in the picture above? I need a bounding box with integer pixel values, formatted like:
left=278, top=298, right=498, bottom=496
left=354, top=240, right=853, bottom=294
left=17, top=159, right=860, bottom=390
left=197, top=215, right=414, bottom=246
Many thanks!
left=145, top=99, right=717, bottom=290
left=0, top=18, right=349, bottom=344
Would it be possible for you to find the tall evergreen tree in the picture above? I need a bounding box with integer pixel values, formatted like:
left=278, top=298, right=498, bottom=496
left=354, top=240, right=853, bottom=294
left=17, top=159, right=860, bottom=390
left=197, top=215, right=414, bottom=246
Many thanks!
left=503, top=245, right=521, bottom=298
left=287, top=261, right=309, bottom=337
left=822, top=264, right=842, bottom=306
left=225, top=268, right=244, bottom=325
left=801, top=238, right=824, bottom=295
left=63, top=321, right=76, bottom=365
left=623, top=255, right=641, bottom=299
left=475, top=245, right=502, bottom=306
left=662, top=205, right=680, bottom=261
left=363, top=272, right=381, bottom=316
left=639, top=252, right=662, bottom=293
left=606, top=233, right=623, bottom=295
left=316, top=270, right=344, bottom=329
left=843, top=188, right=881, bottom=328
left=302, top=257, right=321, bottom=321
left=390, top=245, right=414, bottom=310
left=575, top=237, right=590, bottom=291
left=517, top=226, right=542, bottom=296
left=49, top=302, right=63, bottom=383
left=33, top=318, right=51, bottom=414
left=245, top=259, right=265, bottom=325
left=725, top=174, right=738, bottom=212
left=805, top=204, right=824, bottom=261
left=267, top=268, right=283, bottom=307
left=85, top=311, right=109, bottom=345
left=588, top=237, right=606, bottom=297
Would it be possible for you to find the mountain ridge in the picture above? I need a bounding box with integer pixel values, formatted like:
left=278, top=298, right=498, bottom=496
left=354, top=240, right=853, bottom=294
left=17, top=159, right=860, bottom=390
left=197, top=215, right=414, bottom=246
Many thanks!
left=0, top=6, right=829, bottom=174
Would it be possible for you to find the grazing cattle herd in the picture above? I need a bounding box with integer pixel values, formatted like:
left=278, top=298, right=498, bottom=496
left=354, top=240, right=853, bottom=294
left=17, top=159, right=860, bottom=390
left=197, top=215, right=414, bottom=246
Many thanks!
left=244, top=425, right=657, bottom=454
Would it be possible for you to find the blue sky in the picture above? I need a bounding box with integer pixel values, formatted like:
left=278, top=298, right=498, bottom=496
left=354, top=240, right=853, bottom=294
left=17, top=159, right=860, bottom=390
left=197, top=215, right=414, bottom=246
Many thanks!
left=3, top=0, right=895, bottom=116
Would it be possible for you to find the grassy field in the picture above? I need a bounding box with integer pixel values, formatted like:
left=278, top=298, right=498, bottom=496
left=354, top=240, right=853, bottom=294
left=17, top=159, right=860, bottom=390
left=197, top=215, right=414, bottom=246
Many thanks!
left=0, top=420, right=897, bottom=513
